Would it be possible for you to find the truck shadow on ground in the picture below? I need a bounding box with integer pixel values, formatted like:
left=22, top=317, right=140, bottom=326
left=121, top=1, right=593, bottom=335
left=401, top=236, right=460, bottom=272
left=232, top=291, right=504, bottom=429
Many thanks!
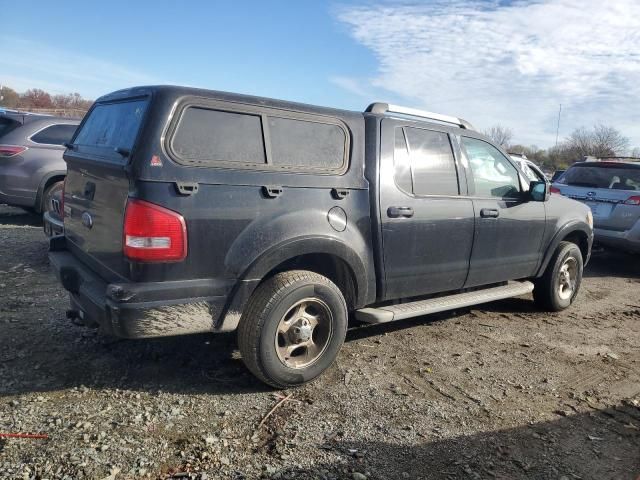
left=276, top=404, right=640, bottom=479
left=0, top=324, right=274, bottom=397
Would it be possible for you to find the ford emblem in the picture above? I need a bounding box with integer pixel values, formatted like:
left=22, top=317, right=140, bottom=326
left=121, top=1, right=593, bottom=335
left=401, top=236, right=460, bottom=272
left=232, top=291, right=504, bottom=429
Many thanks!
left=81, top=211, right=93, bottom=229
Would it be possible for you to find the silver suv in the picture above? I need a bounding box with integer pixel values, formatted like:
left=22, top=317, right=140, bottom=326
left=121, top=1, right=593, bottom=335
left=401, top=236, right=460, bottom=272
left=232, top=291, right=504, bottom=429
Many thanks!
left=0, top=112, right=79, bottom=214
left=552, top=160, right=640, bottom=253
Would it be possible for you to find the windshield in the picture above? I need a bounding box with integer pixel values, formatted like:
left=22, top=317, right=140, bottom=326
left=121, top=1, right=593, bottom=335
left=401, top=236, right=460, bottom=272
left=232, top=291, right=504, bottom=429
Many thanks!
left=559, top=164, right=640, bottom=190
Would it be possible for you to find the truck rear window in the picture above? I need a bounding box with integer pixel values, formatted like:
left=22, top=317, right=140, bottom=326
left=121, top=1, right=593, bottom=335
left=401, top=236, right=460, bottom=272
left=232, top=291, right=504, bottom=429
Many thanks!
left=74, top=99, right=147, bottom=151
left=559, top=164, right=640, bottom=190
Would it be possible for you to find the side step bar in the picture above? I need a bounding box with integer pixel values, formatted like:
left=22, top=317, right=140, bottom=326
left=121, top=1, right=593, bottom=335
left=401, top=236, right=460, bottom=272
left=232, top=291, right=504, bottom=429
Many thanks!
left=355, top=281, right=534, bottom=324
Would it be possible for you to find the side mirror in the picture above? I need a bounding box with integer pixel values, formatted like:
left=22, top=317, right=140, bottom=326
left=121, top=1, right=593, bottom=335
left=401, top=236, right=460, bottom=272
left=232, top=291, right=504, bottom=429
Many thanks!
left=529, top=180, right=548, bottom=202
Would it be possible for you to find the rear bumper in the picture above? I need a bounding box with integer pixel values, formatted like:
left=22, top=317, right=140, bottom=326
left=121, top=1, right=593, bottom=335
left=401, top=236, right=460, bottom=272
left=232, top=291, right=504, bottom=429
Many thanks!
left=48, top=236, right=232, bottom=338
left=594, top=222, right=640, bottom=253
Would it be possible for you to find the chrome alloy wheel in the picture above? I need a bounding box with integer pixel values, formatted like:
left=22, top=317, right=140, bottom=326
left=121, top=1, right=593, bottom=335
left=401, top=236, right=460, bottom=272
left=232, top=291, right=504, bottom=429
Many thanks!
left=557, top=256, right=578, bottom=301
left=275, top=298, right=333, bottom=369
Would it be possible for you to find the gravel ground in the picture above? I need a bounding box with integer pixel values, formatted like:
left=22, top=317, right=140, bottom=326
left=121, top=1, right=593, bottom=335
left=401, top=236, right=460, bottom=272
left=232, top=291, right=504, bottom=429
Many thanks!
left=0, top=204, right=638, bottom=480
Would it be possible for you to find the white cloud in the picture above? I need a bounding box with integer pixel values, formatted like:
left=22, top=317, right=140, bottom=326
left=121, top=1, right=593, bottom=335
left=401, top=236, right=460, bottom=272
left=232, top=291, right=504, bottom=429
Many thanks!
left=0, top=37, right=158, bottom=99
left=336, top=0, right=640, bottom=149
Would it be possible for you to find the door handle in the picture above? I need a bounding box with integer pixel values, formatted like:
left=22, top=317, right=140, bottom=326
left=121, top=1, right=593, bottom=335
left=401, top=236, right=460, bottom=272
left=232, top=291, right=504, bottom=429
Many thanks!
left=480, top=208, right=499, bottom=218
left=387, top=206, right=414, bottom=218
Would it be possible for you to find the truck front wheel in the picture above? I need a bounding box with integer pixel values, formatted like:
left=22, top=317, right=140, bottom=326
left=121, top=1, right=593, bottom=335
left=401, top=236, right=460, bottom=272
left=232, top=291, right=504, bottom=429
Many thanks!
left=533, top=241, right=584, bottom=311
left=237, top=270, right=348, bottom=388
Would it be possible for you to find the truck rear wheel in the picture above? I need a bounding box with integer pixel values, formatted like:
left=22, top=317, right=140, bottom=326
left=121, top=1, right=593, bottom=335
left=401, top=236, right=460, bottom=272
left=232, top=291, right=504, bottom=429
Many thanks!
left=238, top=270, right=348, bottom=388
left=533, top=241, right=583, bottom=311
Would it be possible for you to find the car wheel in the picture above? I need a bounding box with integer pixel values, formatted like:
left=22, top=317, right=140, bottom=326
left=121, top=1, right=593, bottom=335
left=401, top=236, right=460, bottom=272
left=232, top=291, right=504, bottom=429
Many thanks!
left=533, top=241, right=583, bottom=311
left=237, top=270, right=348, bottom=389
left=42, top=181, right=64, bottom=214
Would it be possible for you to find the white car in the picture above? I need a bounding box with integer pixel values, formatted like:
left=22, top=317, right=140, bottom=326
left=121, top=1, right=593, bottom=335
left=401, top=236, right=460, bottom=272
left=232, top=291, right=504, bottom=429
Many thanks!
left=510, top=154, right=548, bottom=183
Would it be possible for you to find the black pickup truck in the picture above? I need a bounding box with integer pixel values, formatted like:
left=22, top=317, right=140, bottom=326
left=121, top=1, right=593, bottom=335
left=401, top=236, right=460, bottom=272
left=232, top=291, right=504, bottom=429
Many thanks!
left=49, top=86, right=593, bottom=388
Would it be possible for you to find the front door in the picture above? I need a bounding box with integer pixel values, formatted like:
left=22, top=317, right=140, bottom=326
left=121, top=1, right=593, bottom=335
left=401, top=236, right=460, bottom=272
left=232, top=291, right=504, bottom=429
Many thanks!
left=459, top=136, right=546, bottom=287
left=380, top=120, right=475, bottom=300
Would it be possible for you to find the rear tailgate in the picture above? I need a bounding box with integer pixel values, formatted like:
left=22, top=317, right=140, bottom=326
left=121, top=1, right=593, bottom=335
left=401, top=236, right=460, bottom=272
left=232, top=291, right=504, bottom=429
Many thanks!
left=63, top=97, right=148, bottom=279
left=554, top=162, right=640, bottom=231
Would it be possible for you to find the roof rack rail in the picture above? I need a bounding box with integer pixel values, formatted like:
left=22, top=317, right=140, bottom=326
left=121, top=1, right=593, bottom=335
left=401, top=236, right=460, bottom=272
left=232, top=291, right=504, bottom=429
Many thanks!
left=365, top=102, right=475, bottom=130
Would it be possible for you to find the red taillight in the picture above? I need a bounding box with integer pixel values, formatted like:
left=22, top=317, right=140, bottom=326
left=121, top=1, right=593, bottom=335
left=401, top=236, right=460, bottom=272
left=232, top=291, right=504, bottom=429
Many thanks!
left=624, top=195, right=640, bottom=206
left=123, top=199, right=187, bottom=262
left=0, top=145, right=27, bottom=157
left=550, top=186, right=561, bottom=194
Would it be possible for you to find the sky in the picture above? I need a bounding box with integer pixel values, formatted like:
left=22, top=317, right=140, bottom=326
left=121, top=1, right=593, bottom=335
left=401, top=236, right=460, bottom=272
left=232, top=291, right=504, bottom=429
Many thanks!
left=1, top=0, right=639, bottom=149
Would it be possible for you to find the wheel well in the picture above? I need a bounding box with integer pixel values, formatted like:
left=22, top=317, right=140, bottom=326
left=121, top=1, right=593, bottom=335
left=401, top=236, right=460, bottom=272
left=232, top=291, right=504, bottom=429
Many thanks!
left=562, top=230, right=589, bottom=260
left=261, top=254, right=358, bottom=309
left=38, top=174, right=65, bottom=212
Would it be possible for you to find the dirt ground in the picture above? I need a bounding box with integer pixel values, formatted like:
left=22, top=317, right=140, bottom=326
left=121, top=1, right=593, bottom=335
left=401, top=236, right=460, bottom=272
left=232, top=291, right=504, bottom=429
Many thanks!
left=0, top=204, right=638, bottom=480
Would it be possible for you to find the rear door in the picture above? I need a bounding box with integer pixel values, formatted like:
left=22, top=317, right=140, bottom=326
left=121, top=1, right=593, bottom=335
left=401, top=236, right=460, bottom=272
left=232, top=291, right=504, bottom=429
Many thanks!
left=63, top=97, right=148, bottom=279
left=460, top=136, right=546, bottom=287
left=555, top=163, right=640, bottom=232
left=380, top=119, right=474, bottom=299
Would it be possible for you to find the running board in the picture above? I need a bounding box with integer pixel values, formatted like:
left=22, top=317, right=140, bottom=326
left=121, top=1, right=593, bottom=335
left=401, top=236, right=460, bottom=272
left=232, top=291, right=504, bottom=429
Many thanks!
left=355, top=281, right=534, bottom=324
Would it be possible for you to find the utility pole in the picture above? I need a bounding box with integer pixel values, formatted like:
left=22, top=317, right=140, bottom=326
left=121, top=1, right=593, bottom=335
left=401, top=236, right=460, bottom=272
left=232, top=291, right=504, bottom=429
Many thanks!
left=555, top=103, right=562, bottom=147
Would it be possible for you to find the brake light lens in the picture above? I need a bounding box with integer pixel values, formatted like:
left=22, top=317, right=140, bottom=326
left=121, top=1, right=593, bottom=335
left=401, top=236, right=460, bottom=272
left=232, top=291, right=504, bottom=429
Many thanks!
left=123, top=199, right=187, bottom=262
left=624, top=195, right=640, bottom=206
left=550, top=186, right=561, bottom=194
left=0, top=145, right=27, bottom=157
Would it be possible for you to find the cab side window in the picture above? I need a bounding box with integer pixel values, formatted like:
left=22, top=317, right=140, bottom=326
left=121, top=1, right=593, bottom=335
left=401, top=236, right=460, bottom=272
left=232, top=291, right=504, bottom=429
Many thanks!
left=461, top=137, right=521, bottom=198
left=393, top=127, right=459, bottom=196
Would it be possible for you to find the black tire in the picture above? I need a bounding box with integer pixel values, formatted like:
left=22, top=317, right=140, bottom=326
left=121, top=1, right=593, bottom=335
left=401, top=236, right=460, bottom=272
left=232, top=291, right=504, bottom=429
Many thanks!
left=237, top=270, right=348, bottom=389
left=533, top=241, right=583, bottom=311
left=42, top=180, right=64, bottom=214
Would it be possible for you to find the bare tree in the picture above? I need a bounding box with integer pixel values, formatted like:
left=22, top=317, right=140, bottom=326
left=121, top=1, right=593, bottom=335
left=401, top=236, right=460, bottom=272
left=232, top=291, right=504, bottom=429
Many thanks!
left=631, top=147, right=640, bottom=158
left=483, top=125, right=513, bottom=148
left=591, top=124, right=629, bottom=156
left=562, top=125, right=629, bottom=160
left=549, top=124, right=630, bottom=165
left=18, top=88, right=53, bottom=109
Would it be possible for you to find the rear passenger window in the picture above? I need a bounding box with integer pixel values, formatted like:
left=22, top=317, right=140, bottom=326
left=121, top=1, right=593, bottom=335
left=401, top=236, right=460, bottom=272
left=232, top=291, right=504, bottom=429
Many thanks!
left=405, top=128, right=459, bottom=196
left=393, top=128, right=413, bottom=194
left=393, top=126, right=459, bottom=196
left=31, top=124, right=77, bottom=145
left=172, top=107, right=266, bottom=165
left=269, top=117, right=345, bottom=170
